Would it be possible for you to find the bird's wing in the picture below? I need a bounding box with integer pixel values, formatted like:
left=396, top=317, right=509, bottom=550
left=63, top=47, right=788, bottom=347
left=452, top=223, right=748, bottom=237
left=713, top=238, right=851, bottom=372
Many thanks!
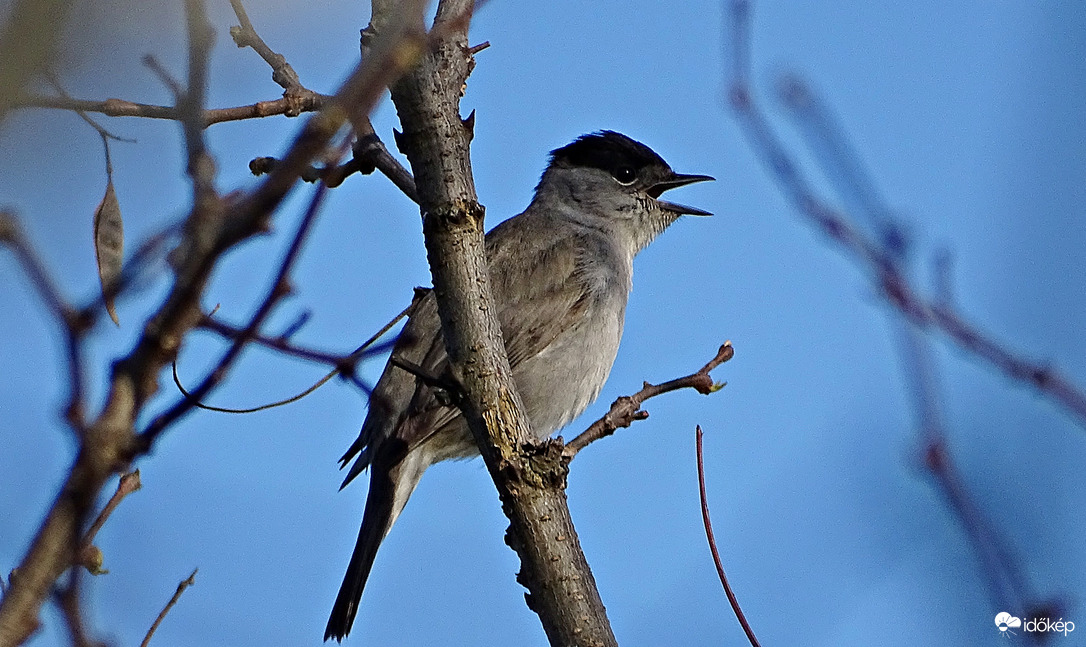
left=338, top=291, right=459, bottom=487
left=488, top=219, right=600, bottom=368
left=340, top=214, right=610, bottom=485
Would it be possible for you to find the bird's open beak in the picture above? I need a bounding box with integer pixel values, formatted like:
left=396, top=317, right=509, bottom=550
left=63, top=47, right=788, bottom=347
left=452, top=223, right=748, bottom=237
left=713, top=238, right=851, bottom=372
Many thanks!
left=648, top=173, right=715, bottom=216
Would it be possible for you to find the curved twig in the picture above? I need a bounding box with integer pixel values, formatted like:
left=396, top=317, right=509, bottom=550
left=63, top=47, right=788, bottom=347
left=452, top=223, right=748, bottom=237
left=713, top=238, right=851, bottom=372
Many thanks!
left=697, top=426, right=761, bottom=647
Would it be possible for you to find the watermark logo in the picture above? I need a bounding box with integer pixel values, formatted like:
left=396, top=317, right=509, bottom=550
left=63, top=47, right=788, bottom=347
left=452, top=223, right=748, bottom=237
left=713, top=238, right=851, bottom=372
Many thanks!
left=995, top=612, right=1021, bottom=636
left=996, top=612, right=1075, bottom=638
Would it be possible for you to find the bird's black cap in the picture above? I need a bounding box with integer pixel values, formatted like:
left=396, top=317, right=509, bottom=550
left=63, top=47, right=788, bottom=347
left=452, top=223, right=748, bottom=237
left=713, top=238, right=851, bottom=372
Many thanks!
left=548, top=131, right=669, bottom=174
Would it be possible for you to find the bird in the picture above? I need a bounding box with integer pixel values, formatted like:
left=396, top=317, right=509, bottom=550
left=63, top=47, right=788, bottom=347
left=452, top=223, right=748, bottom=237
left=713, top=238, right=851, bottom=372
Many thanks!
left=325, top=130, right=712, bottom=641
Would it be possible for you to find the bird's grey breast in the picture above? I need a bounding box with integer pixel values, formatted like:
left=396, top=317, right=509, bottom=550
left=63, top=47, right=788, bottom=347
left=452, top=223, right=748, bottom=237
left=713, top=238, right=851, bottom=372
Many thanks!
left=486, top=209, right=631, bottom=439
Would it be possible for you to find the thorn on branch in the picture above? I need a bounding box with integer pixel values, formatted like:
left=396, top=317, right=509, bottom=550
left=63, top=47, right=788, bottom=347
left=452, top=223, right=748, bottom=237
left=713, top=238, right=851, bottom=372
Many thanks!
left=467, top=41, right=490, bottom=55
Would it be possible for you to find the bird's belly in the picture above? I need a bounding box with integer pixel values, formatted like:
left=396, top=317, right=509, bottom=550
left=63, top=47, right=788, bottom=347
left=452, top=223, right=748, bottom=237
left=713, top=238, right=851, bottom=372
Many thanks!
left=512, top=309, right=623, bottom=441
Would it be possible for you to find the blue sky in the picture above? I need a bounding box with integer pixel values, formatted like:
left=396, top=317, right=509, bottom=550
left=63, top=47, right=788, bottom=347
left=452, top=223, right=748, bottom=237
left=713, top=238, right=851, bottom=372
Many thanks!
left=2, top=1, right=1084, bottom=646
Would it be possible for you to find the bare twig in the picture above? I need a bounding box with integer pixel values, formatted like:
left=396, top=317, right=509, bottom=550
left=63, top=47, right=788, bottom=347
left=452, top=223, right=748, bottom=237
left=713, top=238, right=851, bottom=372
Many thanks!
left=76, top=470, right=141, bottom=574
left=0, top=211, right=90, bottom=430
left=143, top=55, right=183, bottom=99
left=174, top=294, right=415, bottom=414
left=14, top=92, right=327, bottom=126
left=564, top=342, right=733, bottom=458
left=250, top=119, right=419, bottom=198
left=353, top=120, right=418, bottom=201
left=43, top=73, right=135, bottom=143
left=230, top=0, right=417, bottom=197
left=249, top=154, right=372, bottom=189
left=228, top=0, right=304, bottom=93
left=140, top=569, right=198, bottom=647
left=697, top=426, right=760, bottom=647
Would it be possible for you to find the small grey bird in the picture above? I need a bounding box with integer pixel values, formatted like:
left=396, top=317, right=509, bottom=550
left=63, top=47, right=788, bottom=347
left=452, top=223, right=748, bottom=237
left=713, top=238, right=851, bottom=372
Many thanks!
left=325, top=131, right=712, bottom=640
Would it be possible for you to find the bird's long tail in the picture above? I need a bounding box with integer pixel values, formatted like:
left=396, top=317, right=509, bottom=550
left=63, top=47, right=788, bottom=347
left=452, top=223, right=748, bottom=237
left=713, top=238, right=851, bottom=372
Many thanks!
left=325, top=444, right=424, bottom=642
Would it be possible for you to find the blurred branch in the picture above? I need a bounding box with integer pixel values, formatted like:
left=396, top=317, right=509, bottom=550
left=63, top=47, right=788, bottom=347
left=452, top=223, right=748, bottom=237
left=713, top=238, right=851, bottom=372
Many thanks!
left=142, top=175, right=331, bottom=442
left=726, top=0, right=1060, bottom=630
left=140, top=569, right=197, bottom=647
left=0, top=1, right=427, bottom=640
left=726, top=4, right=1086, bottom=431
left=697, top=426, right=760, bottom=647
left=0, top=211, right=90, bottom=431
left=564, top=342, right=732, bottom=458
left=179, top=0, right=218, bottom=209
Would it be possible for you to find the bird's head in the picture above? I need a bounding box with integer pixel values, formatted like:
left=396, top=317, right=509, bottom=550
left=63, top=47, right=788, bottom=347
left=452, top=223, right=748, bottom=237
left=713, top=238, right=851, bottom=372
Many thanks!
left=534, top=130, right=713, bottom=254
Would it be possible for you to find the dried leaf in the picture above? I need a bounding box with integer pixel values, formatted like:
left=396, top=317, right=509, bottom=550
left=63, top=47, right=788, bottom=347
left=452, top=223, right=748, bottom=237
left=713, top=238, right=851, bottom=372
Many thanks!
left=94, top=179, right=123, bottom=325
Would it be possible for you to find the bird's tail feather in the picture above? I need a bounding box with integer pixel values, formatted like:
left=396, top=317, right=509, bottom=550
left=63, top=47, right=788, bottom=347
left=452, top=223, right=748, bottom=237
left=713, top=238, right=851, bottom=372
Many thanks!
left=325, top=443, right=425, bottom=641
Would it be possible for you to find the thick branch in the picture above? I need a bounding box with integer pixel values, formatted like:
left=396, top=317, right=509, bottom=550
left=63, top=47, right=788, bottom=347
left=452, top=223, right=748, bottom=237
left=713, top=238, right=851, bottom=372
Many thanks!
left=381, top=1, right=617, bottom=645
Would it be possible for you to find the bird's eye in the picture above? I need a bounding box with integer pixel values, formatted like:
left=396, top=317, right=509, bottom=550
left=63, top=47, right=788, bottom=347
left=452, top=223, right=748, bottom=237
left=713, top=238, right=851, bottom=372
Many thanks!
left=612, top=166, right=637, bottom=185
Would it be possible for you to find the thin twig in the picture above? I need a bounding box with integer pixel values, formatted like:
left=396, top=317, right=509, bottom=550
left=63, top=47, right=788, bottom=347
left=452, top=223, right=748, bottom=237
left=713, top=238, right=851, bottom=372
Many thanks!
left=250, top=117, right=419, bottom=198
left=697, top=426, right=760, bottom=647
left=14, top=92, right=327, bottom=125
left=355, top=129, right=419, bottom=201
left=0, top=211, right=90, bottom=430
left=177, top=300, right=411, bottom=413
left=564, top=342, right=733, bottom=458
left=228, top=0, right=303, bottom=92
left=76, top=470, right=141, bottom=574
left=43, top=73, right=135, bottom=143
left=141, top=178, right=331, bottom=443
left=140, top=569, right=198, bottom=647
left=142, top=55, right=183, bottom=99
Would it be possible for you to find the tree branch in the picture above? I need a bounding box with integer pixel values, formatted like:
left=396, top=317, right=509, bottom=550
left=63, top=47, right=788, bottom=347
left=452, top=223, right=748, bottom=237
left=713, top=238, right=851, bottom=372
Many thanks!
left=13, top=93, right=327, bottom=126
left=697, top=426, right=760, bottom=647
left=76, top=470, right=141, bottom=574
left=726, top=0, right=1059, bottom=627
left=0, top=3, right=426, bottom=639
left=381, top=0, right=619, bottom=644
left=564, top=342, right=733, bottom=458
left=139, top=569, right=197, bottom=647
